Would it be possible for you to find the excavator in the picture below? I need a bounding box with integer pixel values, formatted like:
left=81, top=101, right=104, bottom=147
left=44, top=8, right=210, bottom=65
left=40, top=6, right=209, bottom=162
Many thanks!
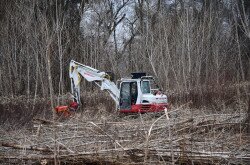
left=55, top=60, right=168, bottom=116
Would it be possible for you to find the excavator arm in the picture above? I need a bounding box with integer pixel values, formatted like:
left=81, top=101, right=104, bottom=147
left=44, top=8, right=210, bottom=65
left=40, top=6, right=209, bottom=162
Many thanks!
left=69, top=60, right=120, bottom=106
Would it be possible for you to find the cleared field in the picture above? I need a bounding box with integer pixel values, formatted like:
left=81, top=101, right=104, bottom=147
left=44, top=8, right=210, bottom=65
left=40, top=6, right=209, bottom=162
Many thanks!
left=0, top=99, right=249, bottom=165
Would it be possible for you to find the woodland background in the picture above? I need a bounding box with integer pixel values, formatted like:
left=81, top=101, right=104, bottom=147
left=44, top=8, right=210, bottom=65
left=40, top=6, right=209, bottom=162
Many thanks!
left=0, top=0, right=249, bottom=107
left=0, top=1, right=250, bottom=164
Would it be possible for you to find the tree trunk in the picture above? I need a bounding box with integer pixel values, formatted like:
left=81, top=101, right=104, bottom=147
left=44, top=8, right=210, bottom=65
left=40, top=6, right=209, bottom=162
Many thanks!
left=247, top=96, right=250, bottom=133
left=45, top=39, right=58, bottom=165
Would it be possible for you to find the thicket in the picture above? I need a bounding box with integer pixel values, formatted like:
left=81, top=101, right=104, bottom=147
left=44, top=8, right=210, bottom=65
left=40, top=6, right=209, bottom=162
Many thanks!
left=0, top=1, right=249, bottom=163
left=0, top=0, right=249, bottom=106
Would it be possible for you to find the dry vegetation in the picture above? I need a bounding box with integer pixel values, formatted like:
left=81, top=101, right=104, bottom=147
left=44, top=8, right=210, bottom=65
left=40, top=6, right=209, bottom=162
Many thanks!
left=0, top=93, right=249, bottom=165
left=0, top=0, right=250, bottom=164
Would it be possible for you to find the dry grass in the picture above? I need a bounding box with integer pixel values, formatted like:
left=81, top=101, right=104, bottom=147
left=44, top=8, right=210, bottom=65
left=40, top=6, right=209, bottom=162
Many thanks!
left=0, top=98, right=249, bottom=165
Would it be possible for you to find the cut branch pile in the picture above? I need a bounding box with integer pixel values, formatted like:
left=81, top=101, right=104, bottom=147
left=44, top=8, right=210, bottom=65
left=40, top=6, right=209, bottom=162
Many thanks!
left=0, top=107, right=249, bottom=164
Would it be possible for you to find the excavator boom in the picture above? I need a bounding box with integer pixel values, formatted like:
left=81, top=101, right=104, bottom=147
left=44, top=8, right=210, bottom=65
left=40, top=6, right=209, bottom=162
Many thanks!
left=69, top=60, right=120, bottom=106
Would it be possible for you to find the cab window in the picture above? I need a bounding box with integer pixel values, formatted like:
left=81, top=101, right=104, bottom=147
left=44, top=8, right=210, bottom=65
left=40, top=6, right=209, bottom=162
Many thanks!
left=141, top=81, right=150, bottom=94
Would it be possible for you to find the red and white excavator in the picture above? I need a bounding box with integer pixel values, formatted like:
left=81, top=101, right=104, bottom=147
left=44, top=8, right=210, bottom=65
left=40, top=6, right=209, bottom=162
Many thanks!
left=55, top=60, right=168, bottom=116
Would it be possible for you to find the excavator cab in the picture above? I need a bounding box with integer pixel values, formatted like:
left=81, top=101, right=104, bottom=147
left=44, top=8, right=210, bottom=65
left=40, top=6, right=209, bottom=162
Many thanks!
left=118, top=73, right=168, bottom=113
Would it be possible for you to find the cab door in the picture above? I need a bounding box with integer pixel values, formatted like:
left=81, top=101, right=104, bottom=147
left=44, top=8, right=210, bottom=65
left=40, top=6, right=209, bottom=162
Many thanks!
left=119, top=82, right=138, bottom=110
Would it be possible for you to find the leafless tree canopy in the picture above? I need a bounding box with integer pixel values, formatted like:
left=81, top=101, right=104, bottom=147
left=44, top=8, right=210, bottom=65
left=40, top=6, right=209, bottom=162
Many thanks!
left=0, top=0, right=249, bottom=98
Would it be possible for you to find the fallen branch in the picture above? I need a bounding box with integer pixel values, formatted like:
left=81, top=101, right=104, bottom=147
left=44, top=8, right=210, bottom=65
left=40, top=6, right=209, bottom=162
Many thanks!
left=1, top=142, right=52, bottom=152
